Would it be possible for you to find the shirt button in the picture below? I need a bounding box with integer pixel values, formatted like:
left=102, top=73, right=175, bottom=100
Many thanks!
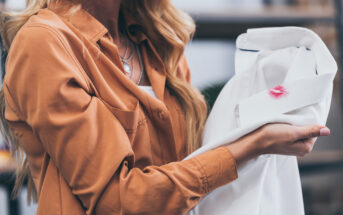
left=158, top=111, right=166, bottom=120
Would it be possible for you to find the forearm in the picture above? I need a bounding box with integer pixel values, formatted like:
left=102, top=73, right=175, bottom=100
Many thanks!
left=95, top=147, right=238, bottom=215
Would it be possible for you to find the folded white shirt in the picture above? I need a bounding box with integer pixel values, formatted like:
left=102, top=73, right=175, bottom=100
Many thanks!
left=185, top=27, right=337, bottom=215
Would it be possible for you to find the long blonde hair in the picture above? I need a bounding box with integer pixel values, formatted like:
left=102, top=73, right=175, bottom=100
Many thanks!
left=0, top=0, right=207, bottom=202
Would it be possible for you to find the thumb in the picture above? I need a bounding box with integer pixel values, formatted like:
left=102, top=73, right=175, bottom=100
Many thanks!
left=319, top=126, right=331, bottom=136
left=295, top=125, right=330, bottom=140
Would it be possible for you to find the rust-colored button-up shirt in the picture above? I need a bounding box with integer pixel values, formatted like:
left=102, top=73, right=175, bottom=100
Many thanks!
left=3, top=3, right=238, bottom=215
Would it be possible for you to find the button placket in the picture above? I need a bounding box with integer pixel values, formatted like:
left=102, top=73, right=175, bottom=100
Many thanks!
left=153, top=108, right=178, bottom=162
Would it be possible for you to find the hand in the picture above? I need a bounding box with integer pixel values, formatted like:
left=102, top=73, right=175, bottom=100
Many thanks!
left=226, top=123, right=330, bottom=166
left=256, top=123, right=330, bottom=157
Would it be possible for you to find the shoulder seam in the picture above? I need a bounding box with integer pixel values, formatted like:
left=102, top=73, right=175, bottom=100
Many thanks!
left=24, top=23, right=91, bottom=93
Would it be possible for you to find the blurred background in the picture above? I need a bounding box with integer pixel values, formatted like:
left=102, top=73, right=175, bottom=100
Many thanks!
left=0, top=0, right=343, bottom=214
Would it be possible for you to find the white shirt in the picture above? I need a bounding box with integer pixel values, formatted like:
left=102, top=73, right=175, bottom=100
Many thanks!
left=138, top=85, right=157, bottom=98
left=185, top=27, right=337, bottom=215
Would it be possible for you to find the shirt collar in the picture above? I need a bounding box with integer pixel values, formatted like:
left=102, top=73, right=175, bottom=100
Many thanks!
left=49, top=1, right=148, bottom=44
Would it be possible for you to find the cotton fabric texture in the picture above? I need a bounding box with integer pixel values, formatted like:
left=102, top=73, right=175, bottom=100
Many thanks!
left=3, top=3, right=238, bottom=215
left=138, top=86, right=157, bottom=98
left=186, top=27, right=337, bottom=215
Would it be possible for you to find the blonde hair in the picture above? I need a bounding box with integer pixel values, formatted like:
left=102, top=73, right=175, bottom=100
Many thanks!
left=0, top=0, right=207, bottom=202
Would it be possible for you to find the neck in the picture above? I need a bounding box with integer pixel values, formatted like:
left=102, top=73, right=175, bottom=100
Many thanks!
left=82, top=0, right=123, bottom=44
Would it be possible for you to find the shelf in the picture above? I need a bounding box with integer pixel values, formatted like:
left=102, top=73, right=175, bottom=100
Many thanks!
left=0, top=163, right=15, bottom=173
left=189, top=5, right=335, bottom=39
left=298, top=151, right=343, bottom=174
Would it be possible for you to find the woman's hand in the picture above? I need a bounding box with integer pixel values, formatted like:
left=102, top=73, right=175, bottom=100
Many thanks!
left=257, top=123, right=330, bottom=156
left=226, top=123, right=330, bottom=166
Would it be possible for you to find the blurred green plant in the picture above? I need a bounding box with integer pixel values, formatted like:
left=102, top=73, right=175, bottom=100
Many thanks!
left=201, top=82, right=226, bottom=115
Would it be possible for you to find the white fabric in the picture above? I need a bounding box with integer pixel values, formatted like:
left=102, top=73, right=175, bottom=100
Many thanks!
left=138, top=86, right=157, bottom=98
left=185, top=27, right=337, bottom=215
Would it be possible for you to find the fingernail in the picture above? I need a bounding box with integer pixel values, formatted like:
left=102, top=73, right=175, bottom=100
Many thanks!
left=320, top=127, right=330, bottom=136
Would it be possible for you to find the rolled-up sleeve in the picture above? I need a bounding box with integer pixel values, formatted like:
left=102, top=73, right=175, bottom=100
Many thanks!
left=4, top=25, right=238, bottom=215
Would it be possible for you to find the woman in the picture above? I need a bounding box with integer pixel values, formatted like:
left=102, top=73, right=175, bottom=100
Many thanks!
left=0, top=0, right=330, bottom=214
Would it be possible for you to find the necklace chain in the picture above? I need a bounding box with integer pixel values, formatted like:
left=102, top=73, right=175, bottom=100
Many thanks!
left=136, top=45, right=143, bottom=85
left=119, top=35, right=143, bottom=85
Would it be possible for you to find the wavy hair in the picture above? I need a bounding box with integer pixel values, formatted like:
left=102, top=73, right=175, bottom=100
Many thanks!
left=0, top=0, right=207, bottom=202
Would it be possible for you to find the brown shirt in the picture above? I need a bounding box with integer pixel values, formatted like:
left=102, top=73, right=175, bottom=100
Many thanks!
left=3, top=3, right=238, bottom=215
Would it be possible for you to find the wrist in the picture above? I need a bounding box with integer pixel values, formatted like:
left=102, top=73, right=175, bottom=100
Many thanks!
left=225, top=131, right=262, bottom=165
left=254, top=128, right=272, bottom=155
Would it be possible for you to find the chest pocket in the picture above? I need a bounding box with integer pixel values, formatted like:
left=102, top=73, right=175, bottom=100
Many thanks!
left=100, top=99, right=145, bottom=142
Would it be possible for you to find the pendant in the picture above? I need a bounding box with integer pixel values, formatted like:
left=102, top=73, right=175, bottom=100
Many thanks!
left=123, top=61, right=131, bottom=75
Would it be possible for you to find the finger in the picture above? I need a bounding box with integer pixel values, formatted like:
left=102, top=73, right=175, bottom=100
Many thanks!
left=293, top=137, right=317, bottom=145
left=289, top=140, right=315, bottom=156
left=294, top=125, right=329, bottom=140
left=319, top=127, right=330, bottom=136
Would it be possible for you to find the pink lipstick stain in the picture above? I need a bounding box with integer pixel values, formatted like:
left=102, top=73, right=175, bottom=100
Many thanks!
left=269, top=85, right=288, bottom=99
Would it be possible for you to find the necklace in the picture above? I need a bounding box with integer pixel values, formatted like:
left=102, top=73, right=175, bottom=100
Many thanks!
left=136, top=44, right=143, bottom=85
left=120, top=36, right=135, bottom=76
left=119, top=35, right=144, bottom=85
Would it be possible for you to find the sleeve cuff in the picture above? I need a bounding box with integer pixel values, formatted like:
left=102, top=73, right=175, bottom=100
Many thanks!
left=192, top=146, right=238, bottom=194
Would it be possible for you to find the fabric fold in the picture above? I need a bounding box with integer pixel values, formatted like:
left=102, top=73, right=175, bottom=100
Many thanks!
left=185, top=27, right=337, bottom=215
